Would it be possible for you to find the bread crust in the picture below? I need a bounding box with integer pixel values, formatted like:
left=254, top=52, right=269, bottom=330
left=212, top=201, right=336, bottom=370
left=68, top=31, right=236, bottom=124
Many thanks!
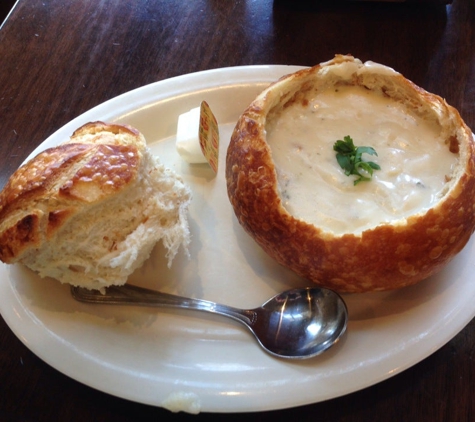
left=0, top=122, right=142, bottom=263
left=226, top=55, right=475, bottom=292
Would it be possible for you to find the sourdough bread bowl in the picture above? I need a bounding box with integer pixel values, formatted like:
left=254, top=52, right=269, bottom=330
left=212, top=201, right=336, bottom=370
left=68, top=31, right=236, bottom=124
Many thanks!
left=0, top=121, right=192, bottom=291
left=226, top=55, right=475, bottom=293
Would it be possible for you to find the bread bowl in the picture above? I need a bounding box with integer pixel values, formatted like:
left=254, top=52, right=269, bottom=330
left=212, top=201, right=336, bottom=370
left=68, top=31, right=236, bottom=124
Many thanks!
left=0, top=121, right=192, bottom=290
left=226, top=55, right=475, bottom=293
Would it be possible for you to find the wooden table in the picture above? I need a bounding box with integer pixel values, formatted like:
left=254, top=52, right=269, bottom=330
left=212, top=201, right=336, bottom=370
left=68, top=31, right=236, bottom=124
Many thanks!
left=1, top=0, right=474, bottom=420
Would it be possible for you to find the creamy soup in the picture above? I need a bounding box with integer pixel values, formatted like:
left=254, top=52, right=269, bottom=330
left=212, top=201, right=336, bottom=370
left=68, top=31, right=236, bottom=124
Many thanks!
left=267, top=85, right=458, bottom=235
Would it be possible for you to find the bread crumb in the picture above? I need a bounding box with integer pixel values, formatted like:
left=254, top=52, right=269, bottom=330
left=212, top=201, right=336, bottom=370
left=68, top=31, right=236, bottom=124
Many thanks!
left=161, top=391, right=201, bottom=414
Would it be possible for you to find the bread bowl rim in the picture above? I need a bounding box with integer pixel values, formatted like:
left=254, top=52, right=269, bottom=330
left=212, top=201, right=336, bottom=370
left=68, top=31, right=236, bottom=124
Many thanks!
left=225, top=55, right=475, bottom=292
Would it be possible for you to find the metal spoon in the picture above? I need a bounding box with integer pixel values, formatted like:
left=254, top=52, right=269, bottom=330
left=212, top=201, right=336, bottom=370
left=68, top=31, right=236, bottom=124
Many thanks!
left=70, top=283, right=348, bottom=359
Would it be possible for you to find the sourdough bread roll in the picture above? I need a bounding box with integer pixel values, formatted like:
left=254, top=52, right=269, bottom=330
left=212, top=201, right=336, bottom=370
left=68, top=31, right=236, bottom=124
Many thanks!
left=226, top=55, right=475, bottom=293
left=0, top=121, right=192, bottom=290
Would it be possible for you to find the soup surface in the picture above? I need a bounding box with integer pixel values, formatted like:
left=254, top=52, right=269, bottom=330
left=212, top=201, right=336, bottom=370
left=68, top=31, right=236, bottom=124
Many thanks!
left=267, top=85, right=458, bottom=234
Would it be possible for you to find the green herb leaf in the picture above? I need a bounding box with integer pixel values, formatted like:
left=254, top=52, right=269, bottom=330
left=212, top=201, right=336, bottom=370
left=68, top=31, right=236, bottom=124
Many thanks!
left=333, top=135, right=381, bottom=185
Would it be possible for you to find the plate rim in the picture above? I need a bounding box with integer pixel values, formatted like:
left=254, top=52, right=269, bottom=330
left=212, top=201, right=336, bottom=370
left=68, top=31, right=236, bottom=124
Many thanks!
left=1, top=65, right=475, bottom=413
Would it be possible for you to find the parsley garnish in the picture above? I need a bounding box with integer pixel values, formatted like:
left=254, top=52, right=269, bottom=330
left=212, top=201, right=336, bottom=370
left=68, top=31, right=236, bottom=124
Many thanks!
left=333, top=135, right=381, bottom=185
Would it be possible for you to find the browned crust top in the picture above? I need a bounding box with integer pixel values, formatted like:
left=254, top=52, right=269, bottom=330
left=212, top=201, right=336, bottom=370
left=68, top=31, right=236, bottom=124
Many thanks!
left=0, top=122, right=143, bottom=263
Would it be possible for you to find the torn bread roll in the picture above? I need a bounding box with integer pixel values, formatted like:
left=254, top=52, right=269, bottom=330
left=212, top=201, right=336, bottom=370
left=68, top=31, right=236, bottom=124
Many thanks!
left=226, top=55, right=475, bottom=293
left=0, top=121, right=192, bottom=291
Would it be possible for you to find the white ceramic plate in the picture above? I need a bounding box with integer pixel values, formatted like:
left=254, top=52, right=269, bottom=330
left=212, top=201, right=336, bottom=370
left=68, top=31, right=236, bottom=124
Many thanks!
left=1, top=66, right=475, bottom=414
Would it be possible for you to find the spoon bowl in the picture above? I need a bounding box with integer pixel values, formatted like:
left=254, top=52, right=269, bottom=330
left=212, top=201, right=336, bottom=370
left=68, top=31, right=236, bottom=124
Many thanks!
left=71, top=284, right=348, bottom=359
left=255, top=288, right=348, bottom=358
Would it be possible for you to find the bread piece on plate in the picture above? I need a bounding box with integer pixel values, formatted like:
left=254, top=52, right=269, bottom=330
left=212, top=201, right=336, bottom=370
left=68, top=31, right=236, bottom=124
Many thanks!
left=0, top=121, right=192, bottom=291
left=226, top=55, right=475, bottom=293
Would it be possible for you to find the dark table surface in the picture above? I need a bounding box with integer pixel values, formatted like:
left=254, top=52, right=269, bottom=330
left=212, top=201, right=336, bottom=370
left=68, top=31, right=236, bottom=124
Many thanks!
left=1, top=0, right=474, bottom=420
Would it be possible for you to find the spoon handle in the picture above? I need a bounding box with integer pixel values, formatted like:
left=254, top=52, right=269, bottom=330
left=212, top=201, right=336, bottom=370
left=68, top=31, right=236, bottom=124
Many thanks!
left=71, top=284, right=256, bottom=326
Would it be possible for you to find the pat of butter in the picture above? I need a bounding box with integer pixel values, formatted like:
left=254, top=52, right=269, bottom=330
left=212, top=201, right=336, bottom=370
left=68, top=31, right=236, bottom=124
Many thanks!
left=176, top=107, right=207, bottom=163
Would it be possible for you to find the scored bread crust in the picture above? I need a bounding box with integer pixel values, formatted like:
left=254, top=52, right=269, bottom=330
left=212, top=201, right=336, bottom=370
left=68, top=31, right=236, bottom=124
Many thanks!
left=0, top=121, right=192, bottom=290
left=226, top=55, right=475, bottom=293
left=0, top=123, right=142, bottom=261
